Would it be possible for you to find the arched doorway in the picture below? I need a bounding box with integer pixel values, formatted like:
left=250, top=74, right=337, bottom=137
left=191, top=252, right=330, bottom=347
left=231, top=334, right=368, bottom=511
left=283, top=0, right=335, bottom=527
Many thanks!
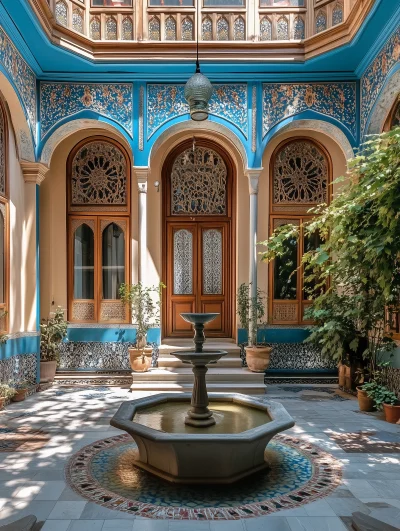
left=162, top=139, right=236, bottom=338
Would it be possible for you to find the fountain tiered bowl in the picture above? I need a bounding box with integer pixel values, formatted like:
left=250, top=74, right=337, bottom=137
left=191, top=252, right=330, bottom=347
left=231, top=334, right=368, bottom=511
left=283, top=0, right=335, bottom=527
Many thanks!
left=111, top=313, right=294, bottom=484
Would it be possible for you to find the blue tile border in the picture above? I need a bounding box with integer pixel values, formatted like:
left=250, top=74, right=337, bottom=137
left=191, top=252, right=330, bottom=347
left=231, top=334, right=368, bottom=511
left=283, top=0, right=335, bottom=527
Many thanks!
left=66, top=326, right=161, bottom=345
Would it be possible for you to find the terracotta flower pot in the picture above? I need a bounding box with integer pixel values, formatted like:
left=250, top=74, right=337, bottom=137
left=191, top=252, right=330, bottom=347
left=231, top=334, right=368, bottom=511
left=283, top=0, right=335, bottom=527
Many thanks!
left=356, top=387, right=374, bottom=412
left=12, top=389, right=28, bottom=402
left=0, top=397, right=5, bottom=409
left=129, top=347, right=152, bottom=372
left=245, top=346, right=272, bottom=373
left=383, top=403, right=400, bottom=424
left=338, top=363, right=346, bottom=387
left=40, top=360, right=57, bottom=383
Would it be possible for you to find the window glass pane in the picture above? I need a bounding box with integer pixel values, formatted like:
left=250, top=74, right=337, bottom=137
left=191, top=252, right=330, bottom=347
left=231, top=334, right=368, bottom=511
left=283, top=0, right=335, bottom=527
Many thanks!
left=74, top=224, right=94, bottom=300
left=274, top=234, right=298, bottom=300
left=149, top=0, right=193, bottom=5
left=102, top=223, right=125, bottom=299
left=303, top=231, right=322, bottom=299
left=204, top=0, right=244, bottom=5
left=174, top=229, right=193, bottom=295
left=260, top=0, right=304, bottom=5
left=0, top=212, right=4, bottom=304
left=203, top=229, right=222, bottom=295
left=92, top=0, right=132, bottom=6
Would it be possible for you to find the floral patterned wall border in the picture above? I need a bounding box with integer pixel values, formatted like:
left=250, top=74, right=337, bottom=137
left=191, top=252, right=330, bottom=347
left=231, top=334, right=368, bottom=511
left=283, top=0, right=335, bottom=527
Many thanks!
left=147, top=84, right=248, bottom=139
left=40, top=83, right=133, bottom=139
left=361, top=26, right=400, bottom=138
left=262, top=83, right=357, bottom=139
left=0, top=26, right=37, bottom=143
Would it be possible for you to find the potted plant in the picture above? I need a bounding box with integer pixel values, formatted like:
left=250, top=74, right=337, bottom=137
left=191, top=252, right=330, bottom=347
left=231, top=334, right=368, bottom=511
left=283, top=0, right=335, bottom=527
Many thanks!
left=0, top=383, right=16, bottom=409
left=360, top=379, right=400, bottom=422
left=40, top=307, right=68, bottom=383
left=237, top=283, right=271, bottom=373
left=119, top=282, right=165, bottom=372
left=11, top=381, right=30, bottom=402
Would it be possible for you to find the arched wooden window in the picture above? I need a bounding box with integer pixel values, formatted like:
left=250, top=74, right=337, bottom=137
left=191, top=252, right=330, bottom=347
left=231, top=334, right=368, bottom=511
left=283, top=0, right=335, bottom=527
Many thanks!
left=260, top=17, right=272, bottom=41
left=202, top=17, right=213, bottom=40
left=72, top=8, right=84, bottom=34
left=269, top=139, right=331, bottom=325
left=90, top=17, right=101, bottom=40
left=55, top=0, right=68, bottom=27
left=67, top=138, right=130, bottom=323
left=0, top=98, right=8, bottom=333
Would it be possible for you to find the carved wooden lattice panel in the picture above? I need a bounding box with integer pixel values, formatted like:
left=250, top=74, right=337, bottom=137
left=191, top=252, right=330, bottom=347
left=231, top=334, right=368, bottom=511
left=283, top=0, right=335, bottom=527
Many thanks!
left=72, top=301, right=95, bottom=321
left=273, top=140, right=328, bottom=206
left=100, top=301, right=127, bottom=321
left=203, top=229, right=222, bottom=295
left=71, top=141, right=127, bottom=209
left=173, top=229, right=193, bottom=295
left=0, top=105, right=5, bottom=196
left=171, top=147, right=227, bottom=215
left=273, top=303, right=298, bottom=322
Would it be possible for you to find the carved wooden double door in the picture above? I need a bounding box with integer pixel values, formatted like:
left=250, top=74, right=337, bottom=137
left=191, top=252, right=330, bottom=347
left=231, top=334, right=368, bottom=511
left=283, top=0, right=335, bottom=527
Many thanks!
left=163, top=140, right=235, bottom=338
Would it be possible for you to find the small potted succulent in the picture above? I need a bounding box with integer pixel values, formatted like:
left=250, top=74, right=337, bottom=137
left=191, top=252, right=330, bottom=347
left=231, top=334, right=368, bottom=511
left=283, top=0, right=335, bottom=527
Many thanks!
left=40, top=307, right=68, bottom=383
left=0, top=383, right=16, bottom=409
left=11, top=381, right=30, bottom=402
left=237, top=283, right=271, bottom=372
left=119, top=282, right=165, bottom=372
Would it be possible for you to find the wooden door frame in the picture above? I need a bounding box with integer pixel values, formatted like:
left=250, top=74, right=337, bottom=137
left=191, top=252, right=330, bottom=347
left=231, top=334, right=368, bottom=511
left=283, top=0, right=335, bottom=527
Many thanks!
left=161, top=138, right=236, bottom=339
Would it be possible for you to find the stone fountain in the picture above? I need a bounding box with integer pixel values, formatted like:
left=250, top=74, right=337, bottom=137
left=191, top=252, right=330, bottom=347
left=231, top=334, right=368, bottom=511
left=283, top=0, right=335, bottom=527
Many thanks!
left=111, top=313, right=294, bottom=484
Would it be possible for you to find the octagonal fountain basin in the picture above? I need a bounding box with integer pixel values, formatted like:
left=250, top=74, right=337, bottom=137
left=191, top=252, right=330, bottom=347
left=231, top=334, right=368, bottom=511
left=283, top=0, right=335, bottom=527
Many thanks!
left=110, top=393, right=295, bottom=484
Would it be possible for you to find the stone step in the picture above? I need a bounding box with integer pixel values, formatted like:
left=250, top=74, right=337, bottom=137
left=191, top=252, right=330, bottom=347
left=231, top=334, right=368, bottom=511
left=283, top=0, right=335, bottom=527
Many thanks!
left=129, top=382, right=266, bottom=395
left=157, top=356, right=242, bottom=368
left=264, top=374, right=338, bottom=384
left=131, top=367, right=263, bottom=383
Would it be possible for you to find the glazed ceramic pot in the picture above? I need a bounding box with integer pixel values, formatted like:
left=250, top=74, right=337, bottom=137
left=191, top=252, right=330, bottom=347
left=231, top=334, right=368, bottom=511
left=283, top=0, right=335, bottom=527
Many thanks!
left=245, top=346, right=272, bottom=373
left=356, top=387, right=374, bottom=412
left=383, top=403, right=400, bottom=424
left=129, top=347, right=152, bottom=372
left=40, top=360, right=57, bottom=383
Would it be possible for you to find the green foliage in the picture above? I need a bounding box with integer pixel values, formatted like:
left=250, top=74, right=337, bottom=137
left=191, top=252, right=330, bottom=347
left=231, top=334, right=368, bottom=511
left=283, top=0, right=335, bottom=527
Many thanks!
left=40, top=307, right=68, bottom=362
left=236, top=283, right=267, bottom=346
left=361, top=381, right=398, bottom=410
left=119, top=282, right=166, bottom=344
left=260, top=128, right=400, bottom=374
left=0, top=383, right=16, bottom=400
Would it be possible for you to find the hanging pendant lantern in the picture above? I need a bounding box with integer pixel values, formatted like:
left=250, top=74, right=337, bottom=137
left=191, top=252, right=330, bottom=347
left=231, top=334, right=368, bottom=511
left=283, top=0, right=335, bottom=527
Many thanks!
left=184, top=62, right=213, bottom=121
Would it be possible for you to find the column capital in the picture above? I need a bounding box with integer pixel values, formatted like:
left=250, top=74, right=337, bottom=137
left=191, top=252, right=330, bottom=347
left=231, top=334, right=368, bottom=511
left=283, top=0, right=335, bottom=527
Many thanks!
left=133, top=166, right=150, bottom=193
left=246, top=168, right=263, bottom=195
left=20, top=162, right=49, bottom=185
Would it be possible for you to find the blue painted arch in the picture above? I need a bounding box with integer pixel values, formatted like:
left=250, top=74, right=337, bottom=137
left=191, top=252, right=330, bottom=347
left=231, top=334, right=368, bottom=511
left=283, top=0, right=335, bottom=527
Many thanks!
left=256, top=111, right=357, bottom=168
left=38, top=112, right=135, bottom=164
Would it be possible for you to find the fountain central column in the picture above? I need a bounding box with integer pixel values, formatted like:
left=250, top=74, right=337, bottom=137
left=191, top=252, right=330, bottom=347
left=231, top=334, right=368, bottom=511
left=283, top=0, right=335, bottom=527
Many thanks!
left=186, top=364, right=214, bottom=427
left=171, top=313, right=228, bottom=428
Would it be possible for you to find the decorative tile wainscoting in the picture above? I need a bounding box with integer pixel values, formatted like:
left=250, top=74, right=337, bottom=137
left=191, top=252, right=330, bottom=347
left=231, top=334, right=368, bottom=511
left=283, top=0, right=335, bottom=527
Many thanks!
left=59, top=341, right=133, bottom=370
left=0, top=353, right=37, bottom=385
left=0, top=334, right=40, bottom=386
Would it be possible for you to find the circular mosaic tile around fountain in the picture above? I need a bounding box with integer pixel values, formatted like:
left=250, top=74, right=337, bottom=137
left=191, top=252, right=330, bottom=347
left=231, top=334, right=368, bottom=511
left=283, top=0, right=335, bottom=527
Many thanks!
left=66, top=434, right=342, bottom=520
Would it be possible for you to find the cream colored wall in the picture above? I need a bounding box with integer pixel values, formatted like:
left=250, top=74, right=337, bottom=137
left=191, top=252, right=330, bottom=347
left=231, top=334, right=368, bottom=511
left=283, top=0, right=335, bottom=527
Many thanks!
left=258, top=129, right=348, bottom=301
left=7, top=126, right=26, bottom=333
left=40, top=129, right=137, bottom=321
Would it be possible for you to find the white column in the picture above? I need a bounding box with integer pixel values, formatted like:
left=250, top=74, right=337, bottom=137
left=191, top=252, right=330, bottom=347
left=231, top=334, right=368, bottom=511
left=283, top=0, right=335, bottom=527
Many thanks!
left=247, top=169, right=262, bottom=345
left=20, top=162, right=49, bottom=331
left=134, top=167, right=149, bottom=284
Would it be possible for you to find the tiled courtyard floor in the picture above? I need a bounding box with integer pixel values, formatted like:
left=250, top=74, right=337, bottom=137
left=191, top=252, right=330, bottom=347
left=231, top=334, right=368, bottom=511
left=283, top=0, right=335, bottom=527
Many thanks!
left=0, top=385, right=399, bottom=530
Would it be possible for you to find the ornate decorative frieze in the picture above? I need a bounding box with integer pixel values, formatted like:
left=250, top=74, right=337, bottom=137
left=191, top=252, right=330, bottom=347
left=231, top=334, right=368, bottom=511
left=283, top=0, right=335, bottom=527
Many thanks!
left=147, top=84, right=248, bottom=138
left=40, top=83, right=133, bottom=139
left=0, top=27, right=37, bottom=142
left=361, top=26, right=400, bottom=138
left=262, top=83, right=357, bottom=138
